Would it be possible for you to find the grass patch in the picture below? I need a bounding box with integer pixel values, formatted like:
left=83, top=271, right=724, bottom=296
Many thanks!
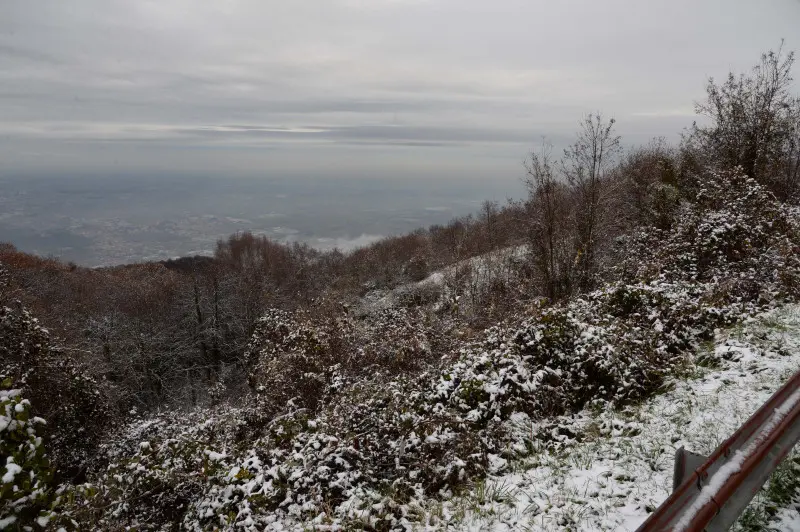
left=735, top=451, right=800, bottom=531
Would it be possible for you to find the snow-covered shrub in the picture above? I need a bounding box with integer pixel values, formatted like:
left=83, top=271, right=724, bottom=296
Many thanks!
left=0, top=296, right=112, bottom=482
left=246, top=306, right=456, bottom=407
left=0, top=384, right=54, bottom=530
left=436, top=247, right=530, bottom=323
left=402, top=254, right=431, bottom=283
left=53, top=408, right=220, bottom=529
left=394, top=281, right=443, bottom=308
left=513, top=283, right=714, bottom=408
left=434, top=281, right=709, bottom=428
left=186, top=411, right=372, bottom=530
left=60, top=349, right=501, bottom=529
left=353, top=308, right=455, bottom=373
left=244, top=308, right=353, bottom=414
left=613, top=168, right=800, bottom=303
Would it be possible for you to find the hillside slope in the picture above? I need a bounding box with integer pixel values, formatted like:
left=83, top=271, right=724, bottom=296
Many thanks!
left=427, top=305, right=800, bottom=531
left=3, top=168, right=800, bottom=531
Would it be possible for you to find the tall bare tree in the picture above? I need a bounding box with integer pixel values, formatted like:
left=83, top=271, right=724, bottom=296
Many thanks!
left=525, top=142, right=575, bottom=300
left=562, top=113, right=621, bottom=292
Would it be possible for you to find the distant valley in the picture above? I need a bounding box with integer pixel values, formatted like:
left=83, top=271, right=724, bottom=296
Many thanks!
left=0, top=174, right=523, bottom=266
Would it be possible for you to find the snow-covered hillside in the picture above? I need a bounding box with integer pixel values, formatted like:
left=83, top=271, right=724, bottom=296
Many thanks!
left=4, top=168, right=800, bottom=531
left=360, top=245, right=528, bottom=315
left=422, top=305, right=800, bottom=531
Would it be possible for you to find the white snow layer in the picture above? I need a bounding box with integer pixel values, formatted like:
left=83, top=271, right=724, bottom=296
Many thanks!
left=422, top=305, right=800, bottom=531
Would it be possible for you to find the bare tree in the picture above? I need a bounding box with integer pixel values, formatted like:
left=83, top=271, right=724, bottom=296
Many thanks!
left=562, top=113, right=621, bottom=292
left=480, top=200, right=500, bottom=252
left=524, top=142, right=576, bottom=300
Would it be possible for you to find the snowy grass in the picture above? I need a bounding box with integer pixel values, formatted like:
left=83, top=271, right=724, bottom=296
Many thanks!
left=737, top=452, right=800, bottom=531
left=415, top=304, right=800, bottom=531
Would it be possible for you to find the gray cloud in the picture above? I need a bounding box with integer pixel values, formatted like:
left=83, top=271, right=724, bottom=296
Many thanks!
left=1, top=0, right=799, bottom=178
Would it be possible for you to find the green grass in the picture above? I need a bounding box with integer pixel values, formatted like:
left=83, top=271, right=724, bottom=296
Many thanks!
left=734, top=451, right=800, bottom=531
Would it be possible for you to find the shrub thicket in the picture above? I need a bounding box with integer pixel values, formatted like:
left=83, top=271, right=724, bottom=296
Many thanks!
left=0, top=280, right=112, bottom=483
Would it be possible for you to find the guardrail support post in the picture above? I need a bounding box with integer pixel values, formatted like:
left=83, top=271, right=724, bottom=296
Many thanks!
left=673, top=447, right=707, bottom=492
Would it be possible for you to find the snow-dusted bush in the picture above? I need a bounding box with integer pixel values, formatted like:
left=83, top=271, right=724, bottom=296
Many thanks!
left=613, top=168, right=800, bottom=302
left=394, top=281, right=443, bottom=308
left=55, top=408, right=240, bottom=530
left=0, top=296, right=112, bottom=482
left=0, top=384, right=54, bottom=530
left=432, top=278, right=729, bottom=432
left=244, top=308, right=353, bottom=414
left=433, top=247, right=530, bottom=323
left=61, top=375, right=499, bottom=530
left=353, top=308, right=456, bottom=372
left=245, top=306, right=456, bottom=405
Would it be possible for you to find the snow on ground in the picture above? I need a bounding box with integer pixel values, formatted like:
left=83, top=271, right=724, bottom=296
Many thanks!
left=361, top=245, right=528, bottom=314
left=773, top=504, right=800, bottom=532
left=414, top=245, right=528, bottom=289
left=420, top=304, right=800, bottom=531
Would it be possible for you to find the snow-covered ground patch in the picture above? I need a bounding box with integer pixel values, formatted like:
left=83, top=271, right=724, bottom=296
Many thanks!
left=423, top=304, right=800, bottom=531
left=360, top=245, right=527, bottom=314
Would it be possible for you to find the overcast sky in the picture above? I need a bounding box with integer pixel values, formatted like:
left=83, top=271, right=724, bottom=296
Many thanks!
left=1, top=0, right=799, bottom=181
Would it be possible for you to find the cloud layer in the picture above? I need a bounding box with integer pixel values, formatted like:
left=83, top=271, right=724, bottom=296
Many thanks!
left=2, top=0, right=798, bottom=178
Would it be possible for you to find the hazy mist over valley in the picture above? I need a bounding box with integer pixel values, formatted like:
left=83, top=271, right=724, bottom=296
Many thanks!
left=0, top=173, right=523, bottom=266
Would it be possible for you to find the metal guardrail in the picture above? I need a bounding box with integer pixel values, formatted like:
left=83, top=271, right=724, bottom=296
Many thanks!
left=636, top=369, right=800, bottom=531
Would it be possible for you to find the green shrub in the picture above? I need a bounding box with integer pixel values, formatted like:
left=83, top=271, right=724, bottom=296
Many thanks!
left=0, top=383, right=54, bottom=530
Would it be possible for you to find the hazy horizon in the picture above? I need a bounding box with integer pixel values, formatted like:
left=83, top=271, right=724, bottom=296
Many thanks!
left=2, top=0, right=799, bottom=265
left=0, top=173, right=525, bottom=266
